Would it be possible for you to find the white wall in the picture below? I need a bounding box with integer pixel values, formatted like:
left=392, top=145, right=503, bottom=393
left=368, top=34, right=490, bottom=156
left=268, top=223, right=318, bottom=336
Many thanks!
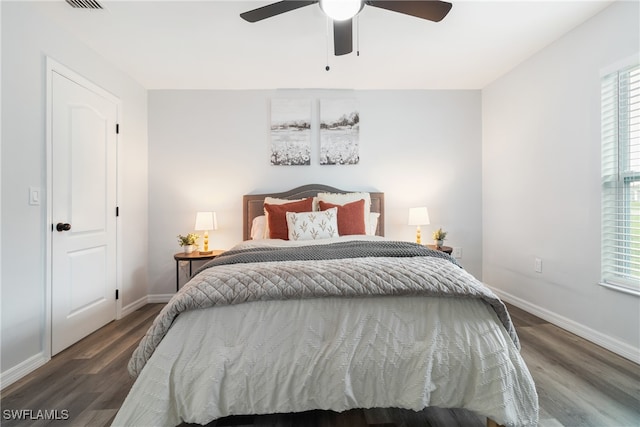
left=6, top=0, right=634, bottom=391
left=148, top=89, right=483, bottom=295
left=483, top=0, right=640, bottom=361
left=1, top=2, right=148, bottom=381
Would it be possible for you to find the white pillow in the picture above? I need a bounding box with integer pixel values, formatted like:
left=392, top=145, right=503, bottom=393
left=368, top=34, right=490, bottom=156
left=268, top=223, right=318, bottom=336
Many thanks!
left=286, top=208, right=339, bottom=241
left=250, top=215, right=266, bottom=240
left=368, top=212, right=380, bottom=236
left=263, top=197, right=309, bottom=238
left=316, top=192, right=371, bottom=233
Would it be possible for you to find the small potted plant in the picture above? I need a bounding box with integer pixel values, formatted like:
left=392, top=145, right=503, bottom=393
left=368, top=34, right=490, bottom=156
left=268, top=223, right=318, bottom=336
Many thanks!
left=432, top=228, right=447, bottom=248
left=177, top=233, right=200, bottom=254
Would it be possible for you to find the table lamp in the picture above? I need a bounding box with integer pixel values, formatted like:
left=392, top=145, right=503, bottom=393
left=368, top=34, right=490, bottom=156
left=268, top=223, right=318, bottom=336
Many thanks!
left=408, top=207, right=430, bottom=245
left=194, top=211, right=218, bottom=255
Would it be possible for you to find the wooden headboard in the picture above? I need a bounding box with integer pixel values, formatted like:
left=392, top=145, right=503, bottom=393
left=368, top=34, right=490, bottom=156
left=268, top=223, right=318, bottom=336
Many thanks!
left=243, top=184, right=385, bottom=241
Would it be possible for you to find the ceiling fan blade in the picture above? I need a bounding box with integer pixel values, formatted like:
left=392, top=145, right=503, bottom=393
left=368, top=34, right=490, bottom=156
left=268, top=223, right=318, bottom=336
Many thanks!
left=333, top=19, right=353, bottom=56
left=240, top=1, right=318, bottom=23
left=367, top=0, right=452, bottom=22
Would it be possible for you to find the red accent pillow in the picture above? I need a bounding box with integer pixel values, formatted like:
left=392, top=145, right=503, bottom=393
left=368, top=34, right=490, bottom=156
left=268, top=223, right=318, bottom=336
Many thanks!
left=264, top=198, right=314, bottom=240
left=318, top=199, right=366, bottom=236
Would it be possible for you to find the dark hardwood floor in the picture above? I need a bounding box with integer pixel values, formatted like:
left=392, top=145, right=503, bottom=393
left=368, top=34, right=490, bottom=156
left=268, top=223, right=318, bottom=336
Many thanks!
left=1, top=302, right=639, bottom=426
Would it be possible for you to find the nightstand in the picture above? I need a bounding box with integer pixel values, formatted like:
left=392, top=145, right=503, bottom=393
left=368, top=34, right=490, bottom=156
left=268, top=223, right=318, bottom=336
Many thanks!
left=174, top=250, right=224, bottom=291
left=426, top=244, right=453, bottom=255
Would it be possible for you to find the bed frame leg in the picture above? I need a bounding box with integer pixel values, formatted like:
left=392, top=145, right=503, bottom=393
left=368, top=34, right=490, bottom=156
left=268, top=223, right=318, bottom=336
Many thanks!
left=487, top=418, right=504, bottom=427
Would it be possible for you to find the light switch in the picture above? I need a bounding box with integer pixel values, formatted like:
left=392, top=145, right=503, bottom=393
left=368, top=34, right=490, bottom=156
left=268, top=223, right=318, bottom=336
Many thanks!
left=29, top=187, right=41, bottom=206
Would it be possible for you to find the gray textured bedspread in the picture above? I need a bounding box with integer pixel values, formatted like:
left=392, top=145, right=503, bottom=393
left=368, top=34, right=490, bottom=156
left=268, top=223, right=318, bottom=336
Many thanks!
left=128, top=240, right=518, bottom=378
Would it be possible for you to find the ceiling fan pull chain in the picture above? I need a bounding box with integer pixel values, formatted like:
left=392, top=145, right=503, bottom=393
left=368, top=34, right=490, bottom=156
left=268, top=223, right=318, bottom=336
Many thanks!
left=325, top=16, right=331, bottom=71
left=356, top=15, right=360, bottom=56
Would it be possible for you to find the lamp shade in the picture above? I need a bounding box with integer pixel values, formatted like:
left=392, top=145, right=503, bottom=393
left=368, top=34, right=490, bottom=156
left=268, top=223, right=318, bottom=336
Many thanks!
left=408, top=207, right=430, bottom=226
left=320, top=0, right=363, bottom=21
left=194, top=211, right=218, bottom=231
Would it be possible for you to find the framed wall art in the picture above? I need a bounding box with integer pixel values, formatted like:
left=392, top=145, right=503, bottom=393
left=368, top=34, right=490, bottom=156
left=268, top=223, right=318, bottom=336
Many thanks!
left=319, top=98, right=359, bottom=165
left=270, top=98, right=311, bottom=166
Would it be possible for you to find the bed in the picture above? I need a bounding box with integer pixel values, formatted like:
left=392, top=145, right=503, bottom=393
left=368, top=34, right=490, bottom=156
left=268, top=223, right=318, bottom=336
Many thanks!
left=113, top=184, right=538, bottom=427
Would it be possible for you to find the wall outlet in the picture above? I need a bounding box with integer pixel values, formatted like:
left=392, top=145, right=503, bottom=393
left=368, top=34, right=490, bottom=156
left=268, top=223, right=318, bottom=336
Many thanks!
left=452, top=247, right=462, bottom=259
left=534, top=257, right=542, bottom=273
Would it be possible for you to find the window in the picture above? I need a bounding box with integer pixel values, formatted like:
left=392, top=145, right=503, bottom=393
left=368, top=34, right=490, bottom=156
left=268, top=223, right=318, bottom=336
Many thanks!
left=601, top=62, right=640, bottom=295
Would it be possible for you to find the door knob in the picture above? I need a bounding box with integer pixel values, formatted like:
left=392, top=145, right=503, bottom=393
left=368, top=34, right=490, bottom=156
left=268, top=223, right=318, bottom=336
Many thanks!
left=56, top=222, right=71, bottom=232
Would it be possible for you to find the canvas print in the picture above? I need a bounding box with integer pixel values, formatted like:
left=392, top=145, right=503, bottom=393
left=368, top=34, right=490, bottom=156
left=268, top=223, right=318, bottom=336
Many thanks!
left=270, top=98, right=311, bottom=166
left=320, top=99, right=359, bottom=165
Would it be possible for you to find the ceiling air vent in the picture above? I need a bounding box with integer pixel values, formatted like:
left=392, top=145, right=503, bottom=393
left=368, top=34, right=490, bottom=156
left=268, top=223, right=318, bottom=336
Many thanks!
left=65, top=0, right=103, bottom=9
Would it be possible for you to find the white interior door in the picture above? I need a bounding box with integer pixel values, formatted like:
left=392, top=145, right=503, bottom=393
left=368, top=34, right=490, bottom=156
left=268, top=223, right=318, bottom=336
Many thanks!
left=51, top=71, right=118, bottom=355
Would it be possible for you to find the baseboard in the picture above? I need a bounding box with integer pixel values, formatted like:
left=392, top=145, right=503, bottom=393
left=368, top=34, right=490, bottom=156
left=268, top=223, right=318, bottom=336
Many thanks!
left=0, top=352, right=49, bottom=391
left=147, top=293, right=173, bottom=304
left=1, top=293, right=173, bottom=391
left=120, top=295, right=150, bottom=318
left=489, top=286, right=640, bottom=365
left=122, top=294, right=172, bottom=316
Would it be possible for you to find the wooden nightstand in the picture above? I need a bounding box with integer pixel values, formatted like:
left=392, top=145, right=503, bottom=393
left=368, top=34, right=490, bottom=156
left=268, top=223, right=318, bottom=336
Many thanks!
left=174, top=250, right=225, bottom=291
left=426, top=244, right=453, bottom=255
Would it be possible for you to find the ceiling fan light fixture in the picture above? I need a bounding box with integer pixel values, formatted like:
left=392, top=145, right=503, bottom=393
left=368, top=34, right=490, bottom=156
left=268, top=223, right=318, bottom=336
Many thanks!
left=320, top=0, right=362, bottom=21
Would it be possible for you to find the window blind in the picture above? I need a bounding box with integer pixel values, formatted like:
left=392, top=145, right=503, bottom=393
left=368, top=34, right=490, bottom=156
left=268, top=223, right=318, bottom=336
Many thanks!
left=601, top=63, right=640, bottom=293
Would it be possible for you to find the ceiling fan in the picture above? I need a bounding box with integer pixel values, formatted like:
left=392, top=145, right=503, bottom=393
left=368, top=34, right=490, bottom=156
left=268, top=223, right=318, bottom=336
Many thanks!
left=240, top=0, right=453, bottom=56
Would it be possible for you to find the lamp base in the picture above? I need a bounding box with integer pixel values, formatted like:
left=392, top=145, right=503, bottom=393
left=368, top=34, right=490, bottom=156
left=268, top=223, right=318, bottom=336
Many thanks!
left=199, top=250, right=213, bottom=255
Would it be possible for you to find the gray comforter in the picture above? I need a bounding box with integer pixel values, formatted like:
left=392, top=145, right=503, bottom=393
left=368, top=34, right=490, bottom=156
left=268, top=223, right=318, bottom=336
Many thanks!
left=128, top=240, right=518, bottom=378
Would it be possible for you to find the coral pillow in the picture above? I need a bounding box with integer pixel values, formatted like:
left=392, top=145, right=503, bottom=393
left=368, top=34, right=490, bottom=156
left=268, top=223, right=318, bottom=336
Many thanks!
left=317, top=192, right=371, bottom=233
left=264, top=198, right=314, bottom=240
left=318, top=199, right=366, bottom=236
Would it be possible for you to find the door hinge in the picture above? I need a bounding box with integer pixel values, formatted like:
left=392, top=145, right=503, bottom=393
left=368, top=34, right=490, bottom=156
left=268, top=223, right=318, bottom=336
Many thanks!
left=116, top=206, right=120, bottom=217
left=116, top=123, right=120, bottom=134
left=115, top=289, right=119, bottom=300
